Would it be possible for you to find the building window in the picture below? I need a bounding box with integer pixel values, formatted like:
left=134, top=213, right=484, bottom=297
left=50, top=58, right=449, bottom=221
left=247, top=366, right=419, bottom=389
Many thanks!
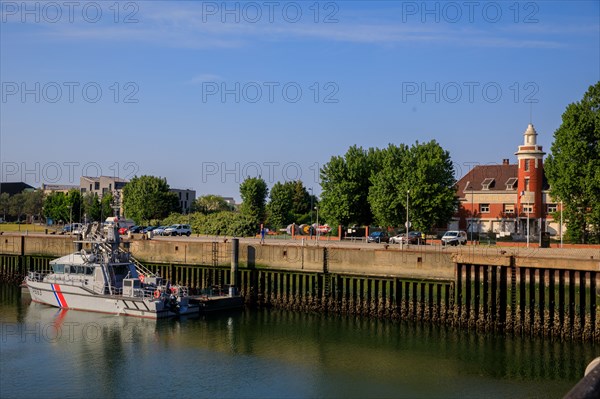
left=505, top=177, right=517, bottom=190
left=524, top=159, right=529, bottom=171
left=81, top=188, right=86, bottom=193
left=481, top=178, right=495, bottom=190
left=480, top=204, right=490, bottom=213
left=94, top=182, right=100, bottom=190
left=524, top=178, right=530, bottom=191
left=523, top=205, right=533, bottom=214
left=547, top=204, right=557, bottom=213
left=504, top=204, right=514, bottom=214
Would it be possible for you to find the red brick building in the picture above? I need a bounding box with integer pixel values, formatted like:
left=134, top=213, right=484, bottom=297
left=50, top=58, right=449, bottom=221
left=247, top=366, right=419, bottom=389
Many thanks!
left=452, top=124, right=564, bottom=239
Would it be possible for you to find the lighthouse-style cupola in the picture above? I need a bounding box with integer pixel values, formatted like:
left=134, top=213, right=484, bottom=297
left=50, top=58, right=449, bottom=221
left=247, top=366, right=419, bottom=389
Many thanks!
left=515, top=123, right=546, bottom=220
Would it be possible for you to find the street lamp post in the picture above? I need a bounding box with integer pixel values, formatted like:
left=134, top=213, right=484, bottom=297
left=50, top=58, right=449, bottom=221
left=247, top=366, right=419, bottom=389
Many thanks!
left=470, top=184, right=474, bottom=243
left=315, top=206, right=319, bottom=245
left=309, top=188, right=313, bottom=225
left=406, top=190, right=410, bottom=243
left=526, top=199, right=530, bottom=248
left=560, top=200, right=563, bottom=248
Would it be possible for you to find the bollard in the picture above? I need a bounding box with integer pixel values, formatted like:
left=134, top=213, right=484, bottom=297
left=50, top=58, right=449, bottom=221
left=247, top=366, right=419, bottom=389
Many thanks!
left=564, top=358, right=600, bottom=399
left=230, top=238, right=239, bottom=296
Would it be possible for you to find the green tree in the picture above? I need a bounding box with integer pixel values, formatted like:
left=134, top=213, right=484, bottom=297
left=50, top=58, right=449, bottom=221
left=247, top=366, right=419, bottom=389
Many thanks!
left=0, top=193, right=9, bottom=221
left=545, top=81, right=600, bottom=243
left=266, top=180, right=314, bottom=228
left=267, top=181, right=295, bottom=229
left=369, top=141, right=456, bottom=231
left=43, top=192, right=68, bottom=222
left=319, top=145, right=380, bottom=226
left=82, top=192, right=102, bottom=222
left=24, top=190, right=44, bottom=223
left=239, top=177, right=268, bottom=224
left=9, top=193, right=25, bottom=222
left=367, top=144, right=410, bottom=227
left=122, top=175, right=179, bottom=224
left=291, top=180, right=312, bottom=218
left=193, top=194, right=233, bottom=214
left=65, top=189, right=82, bottom=223
left=101, top=192, right=114, bottom=219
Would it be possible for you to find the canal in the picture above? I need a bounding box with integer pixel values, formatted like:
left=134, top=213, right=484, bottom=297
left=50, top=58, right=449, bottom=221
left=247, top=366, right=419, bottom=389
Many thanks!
left=0, top=284, right=594, bottom=398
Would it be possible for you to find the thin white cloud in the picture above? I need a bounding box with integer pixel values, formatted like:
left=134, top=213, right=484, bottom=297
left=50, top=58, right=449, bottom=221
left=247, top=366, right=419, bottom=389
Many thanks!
left=2, top=1, right=591, bottom=50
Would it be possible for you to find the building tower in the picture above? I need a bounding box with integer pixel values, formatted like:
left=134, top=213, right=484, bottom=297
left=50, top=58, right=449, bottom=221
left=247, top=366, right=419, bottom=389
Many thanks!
left=515, top=123, right=546, bottom=234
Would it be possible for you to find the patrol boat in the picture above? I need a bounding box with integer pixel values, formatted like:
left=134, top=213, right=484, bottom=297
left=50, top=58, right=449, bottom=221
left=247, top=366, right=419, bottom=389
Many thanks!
left=25, top=223, right=199, bottom=319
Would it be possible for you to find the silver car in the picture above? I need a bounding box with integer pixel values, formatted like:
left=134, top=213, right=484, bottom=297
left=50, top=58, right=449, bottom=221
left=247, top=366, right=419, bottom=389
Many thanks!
left=441, top=230, right=467, bottom=246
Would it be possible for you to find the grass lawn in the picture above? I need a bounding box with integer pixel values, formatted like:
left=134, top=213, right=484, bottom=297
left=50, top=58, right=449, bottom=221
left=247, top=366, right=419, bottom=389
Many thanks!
left=0, top=223, right=61, bottom=233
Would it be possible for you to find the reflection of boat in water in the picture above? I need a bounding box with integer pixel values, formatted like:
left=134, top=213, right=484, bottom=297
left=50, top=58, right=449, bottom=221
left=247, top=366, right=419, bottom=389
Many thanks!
left=25, top=223, right=199, bottom=319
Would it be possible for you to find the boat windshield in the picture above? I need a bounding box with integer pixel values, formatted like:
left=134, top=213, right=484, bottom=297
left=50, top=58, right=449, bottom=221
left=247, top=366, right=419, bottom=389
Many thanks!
left=64, top=265, right=94, bottom=275
left=52, top=264, right=65, bottom=274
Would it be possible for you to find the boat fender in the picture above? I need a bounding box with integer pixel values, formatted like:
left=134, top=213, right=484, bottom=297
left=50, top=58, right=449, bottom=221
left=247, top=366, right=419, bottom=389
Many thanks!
left=153, top=290, right=160, bottom=299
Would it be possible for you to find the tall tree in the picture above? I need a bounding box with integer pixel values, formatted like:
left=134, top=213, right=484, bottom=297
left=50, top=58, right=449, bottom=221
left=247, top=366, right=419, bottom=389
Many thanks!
left=24, top=190, right=44, bottom=223
left=405, top=141, right=456, bottom=231
left=368, top=144, right=410, bottom=227
left=82, top=192, right=102, bottom=222
left=0, top=192, right=10, bottom=221
left=43, top=192, right=68, bottom=223
left=66, top=189, right=82, bottom=223
left=267, top=181, right=295, bottom=229
left=122, top=175, right=179, bottom=224
left=545, top=81, right=600, bottom=243
left=291, top=180, right=311, bottom=217
left=9, top=193, right=25, bottom=222
left=239, top=177, right=268, bottom=224
left=101, top=192, right=115, bottom=219
left=193, top=194, right=233, bottom=214
left=319, top=145, right=380, bottom=226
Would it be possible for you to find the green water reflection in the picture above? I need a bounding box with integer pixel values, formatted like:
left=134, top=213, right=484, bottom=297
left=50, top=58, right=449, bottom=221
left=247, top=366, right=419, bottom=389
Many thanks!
left=0, top=284, right=595, bottom=399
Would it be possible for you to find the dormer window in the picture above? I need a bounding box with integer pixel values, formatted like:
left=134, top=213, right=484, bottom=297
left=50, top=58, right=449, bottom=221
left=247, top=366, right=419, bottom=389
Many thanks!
left=481, top=178, right=495, bottom=190
left=505, top=177, right=517, bottom=190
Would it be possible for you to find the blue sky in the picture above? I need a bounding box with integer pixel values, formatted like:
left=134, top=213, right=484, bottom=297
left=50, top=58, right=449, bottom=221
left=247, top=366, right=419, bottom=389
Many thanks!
left=1, top=0, right=598, bottom=201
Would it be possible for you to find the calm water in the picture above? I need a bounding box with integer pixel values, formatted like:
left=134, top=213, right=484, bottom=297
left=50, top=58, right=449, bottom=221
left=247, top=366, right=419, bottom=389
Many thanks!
left=0, top=284, right=594, bottom=399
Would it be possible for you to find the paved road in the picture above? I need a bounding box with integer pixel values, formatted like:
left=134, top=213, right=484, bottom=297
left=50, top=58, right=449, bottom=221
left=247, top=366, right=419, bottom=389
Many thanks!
left=5, top=231, right=599, bottom=260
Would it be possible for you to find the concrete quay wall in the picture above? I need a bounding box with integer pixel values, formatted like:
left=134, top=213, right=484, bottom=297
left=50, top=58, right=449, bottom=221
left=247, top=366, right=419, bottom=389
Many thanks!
left=1, top=234, right=598, bottom=277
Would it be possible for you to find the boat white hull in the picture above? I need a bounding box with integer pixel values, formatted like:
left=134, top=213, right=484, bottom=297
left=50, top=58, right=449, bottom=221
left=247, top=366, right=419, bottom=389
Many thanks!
left=26, top=280, right=199, bottom=319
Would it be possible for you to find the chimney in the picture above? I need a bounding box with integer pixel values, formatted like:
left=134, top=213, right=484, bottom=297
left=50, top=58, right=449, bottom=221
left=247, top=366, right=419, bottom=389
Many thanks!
left=502, top=159, right=509, bottom=165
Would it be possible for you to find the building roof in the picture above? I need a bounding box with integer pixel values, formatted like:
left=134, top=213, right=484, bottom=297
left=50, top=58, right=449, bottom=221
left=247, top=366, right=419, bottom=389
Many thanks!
left=41, top=184, right=78, bottom=191
left=81, top=176, right=128, bottom=183
left=0, top=182, right=35, bottom=195
left=456, top=163, right=549, bottom=199
left=457, top=164, right=518, bottom=198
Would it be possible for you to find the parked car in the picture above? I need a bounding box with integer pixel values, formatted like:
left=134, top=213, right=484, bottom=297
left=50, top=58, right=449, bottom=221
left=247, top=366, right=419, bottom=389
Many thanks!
left=390, top=231, right=425, bottom=244
left=142, top=226, right=157, bottom=234
left=367, top=231, right=390, bottom=243
left=62, top=223, right=83, bottom=234
left=441, top=230, right=468, bottom=246
left=128, top=225, right=145, bottom=233
left=153, top=226, right=169, bottom=236
left=164, top=224, right=192, bottom=236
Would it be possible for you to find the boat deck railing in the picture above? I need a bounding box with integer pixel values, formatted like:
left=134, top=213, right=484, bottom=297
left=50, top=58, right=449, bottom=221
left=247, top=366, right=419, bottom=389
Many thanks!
left=27, top=271, right=191, bottom=299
